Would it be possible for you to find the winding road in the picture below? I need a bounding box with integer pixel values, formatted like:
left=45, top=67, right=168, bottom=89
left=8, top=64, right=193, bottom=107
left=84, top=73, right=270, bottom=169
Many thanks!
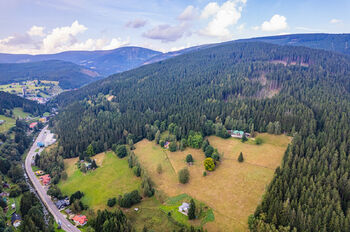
left=24, top=125, right=80, bottom=232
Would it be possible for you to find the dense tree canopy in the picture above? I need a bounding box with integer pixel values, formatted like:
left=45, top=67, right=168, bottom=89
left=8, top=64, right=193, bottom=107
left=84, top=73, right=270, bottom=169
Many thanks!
left=51, top=41, right=350, bottom=231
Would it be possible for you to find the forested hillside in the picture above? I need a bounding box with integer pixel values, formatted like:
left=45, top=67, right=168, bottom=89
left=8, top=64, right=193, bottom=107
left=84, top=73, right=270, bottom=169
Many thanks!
left=238, top=33, right=350, bottom=56
left=0, top=60, right=100, bottom=89
left=0, top=47, right=161, bottom=76
left=52, top=41, right=350, bottom=231
left=0, top=91, right=46, bottom=116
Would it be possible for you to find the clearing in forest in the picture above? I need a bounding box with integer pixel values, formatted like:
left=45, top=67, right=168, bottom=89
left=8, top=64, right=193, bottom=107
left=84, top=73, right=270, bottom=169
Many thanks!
left=58, top=151, right=141, bottom=210
left=133, top=133, right=290, bottom=231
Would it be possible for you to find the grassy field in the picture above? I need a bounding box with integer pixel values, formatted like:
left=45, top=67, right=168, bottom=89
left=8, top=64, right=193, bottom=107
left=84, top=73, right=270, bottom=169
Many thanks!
left=133, top=133, right=290, bottom=231
left=0, top=115, right=15, bottom=133
left=125, top=197, right=182, bottom=232
left=58, top=151, right=141, bottom=210
left=0, top=80, right=62, bottom=97
left=13, top=107, right=30, bottom=118
left=0, top=108, right=32, bottom=133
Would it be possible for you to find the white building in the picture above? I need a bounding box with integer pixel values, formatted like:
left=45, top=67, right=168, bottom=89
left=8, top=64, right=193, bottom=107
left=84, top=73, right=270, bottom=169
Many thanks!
left=178, top=202, right=190, bottom=216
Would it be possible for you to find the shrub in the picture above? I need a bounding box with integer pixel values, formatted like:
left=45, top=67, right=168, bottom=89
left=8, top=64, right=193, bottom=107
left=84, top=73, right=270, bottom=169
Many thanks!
left=238, top=152, right=244, bottom=162
left=212, top=153, right=220, bottom=162
left=178, top=168, right=190, bottom=184
left=204, top=158, right=215, bottom=171
left=118, top=190, right=142, bottom=208
left=169, top=142, right=177, bottom=152
left=204, top=145, right=214, bottom=158
left=159, top=140, right=165, bottom=147
left=241, top=134, right=248, bottom=143
left=133, top=165, right=141, bottom=177
left=255, top=137, right=263, bottom=145
left=156, top=163, right=162, bottom=174
left=186, top=154, right=194, bottom=163
left=107, top=197, right=117, bottom=207
left=70, top=191, right=84, bottom=204
left=115, top=145, right=127, bottom=158
left=47, top=185, right=63, bottom=199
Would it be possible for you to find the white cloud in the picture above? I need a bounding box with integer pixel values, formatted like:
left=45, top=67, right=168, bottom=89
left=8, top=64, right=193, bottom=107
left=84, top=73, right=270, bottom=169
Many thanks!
left=0, top=21, right=129, bottom=54
left=125, top=19, right=147, bottom=28
left=143, top=23, right=188, bottom=43
left=261, top=14, right=288, bottom=31
left=200, top=2, right=220, bottom=19
left=42, top=20, right=87, bottom=53
left=178, top=5, right=198, bottom=21
left=199, top=0, right=247, bottom=38
left=330, top=18, right=342, bottom=24
left=27, top=26, right=46, bottom=37
left=252, top=26, right=260, bottom=31
left=237, top=24, right=245, bottom=31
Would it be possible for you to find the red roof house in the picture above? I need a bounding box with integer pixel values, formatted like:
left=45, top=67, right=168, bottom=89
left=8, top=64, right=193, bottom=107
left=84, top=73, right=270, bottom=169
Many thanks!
left=40, top=174, right=51, bottom=185
left=29, top=122, right=38, bottom=129
left=72, top=215, right=87, bottom=226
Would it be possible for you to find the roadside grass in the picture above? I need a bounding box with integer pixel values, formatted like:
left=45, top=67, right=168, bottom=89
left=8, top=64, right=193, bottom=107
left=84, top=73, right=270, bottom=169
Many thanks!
left=58, top=151, right=141, bottom=210
left=0, top=115, right=15, bottom=133
left=133, top=133, right=290, bottom=231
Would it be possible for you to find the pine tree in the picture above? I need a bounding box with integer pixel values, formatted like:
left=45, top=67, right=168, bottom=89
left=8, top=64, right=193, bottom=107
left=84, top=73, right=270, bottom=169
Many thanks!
left=188, top=199, right=196, bottom=220
left=238, top=152, right=244, bottom=162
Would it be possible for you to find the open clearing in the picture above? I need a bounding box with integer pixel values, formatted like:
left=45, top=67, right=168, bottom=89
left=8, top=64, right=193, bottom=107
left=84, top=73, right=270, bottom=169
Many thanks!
left=0, top=115, right=15, bottom=133
left=133, top=133, right=290, bottom=231
left=58, top=151, right=141, bottom=210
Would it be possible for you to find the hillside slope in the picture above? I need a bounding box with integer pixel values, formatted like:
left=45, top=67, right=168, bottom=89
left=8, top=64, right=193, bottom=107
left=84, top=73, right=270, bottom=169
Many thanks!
left=237, top=33, right=350, bottom=55
left=0, top=47, right=161, bottom=76
left=52, top=41, right=350, bottom=231
left=0, top=60, right=100, bottom=89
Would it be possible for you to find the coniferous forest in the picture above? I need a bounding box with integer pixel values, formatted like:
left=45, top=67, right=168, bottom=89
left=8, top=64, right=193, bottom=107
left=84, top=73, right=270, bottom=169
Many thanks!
left=51, top=41, right=350, bottom=231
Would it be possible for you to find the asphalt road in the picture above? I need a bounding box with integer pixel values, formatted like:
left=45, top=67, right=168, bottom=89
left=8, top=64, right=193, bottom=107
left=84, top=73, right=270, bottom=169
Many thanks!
left=25, top=125, right=80, bottom=232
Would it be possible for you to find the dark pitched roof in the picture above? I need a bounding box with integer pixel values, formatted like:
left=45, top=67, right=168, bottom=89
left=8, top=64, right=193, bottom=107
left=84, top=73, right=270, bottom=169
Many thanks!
left=11, top=213, right=21, bottom=224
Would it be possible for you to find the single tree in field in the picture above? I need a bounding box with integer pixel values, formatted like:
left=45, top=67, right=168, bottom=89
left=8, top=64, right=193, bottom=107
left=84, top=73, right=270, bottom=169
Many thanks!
left=186, top=154, right=194, bottom=164
left=115, top=145, right=128, bottom=158
left=86, top=144, right=95, bottom=157
left=188, top=199, right=196, bottom=220
left=204, top=157, right=215, bottom=171
left=238, top=152, right=244, bottom=162
left=178, top=168, right=190, bottom=184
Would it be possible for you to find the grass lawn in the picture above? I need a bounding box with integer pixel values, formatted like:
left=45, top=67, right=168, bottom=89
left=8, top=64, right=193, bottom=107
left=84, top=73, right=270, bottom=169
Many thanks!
left=133, top=133, right=290, bottom=232
left=6, top=196, right=21, bottom=218
left=58, top=151, right=141, bottom=210
left=124, top=196, right=182, bottom=232
left=159, top=194, right=214, bottom=228
left=0, top=115, right=15, bottom=133
left=13, top=107, right=30, bottom=118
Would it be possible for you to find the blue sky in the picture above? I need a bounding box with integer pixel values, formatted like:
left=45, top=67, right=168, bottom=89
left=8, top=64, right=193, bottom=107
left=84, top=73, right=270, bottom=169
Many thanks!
left=0, top=0, right=349, bottom=54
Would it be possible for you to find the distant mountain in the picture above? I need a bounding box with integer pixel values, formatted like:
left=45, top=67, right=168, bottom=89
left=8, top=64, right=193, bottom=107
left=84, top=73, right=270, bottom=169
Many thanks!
left=0, top=60, right=100, bottom=89
left=0, top=47, right=161, bottom=76
left=237, top=33, right=350, bottom=55
left=143, top=44, right=214, bottom=64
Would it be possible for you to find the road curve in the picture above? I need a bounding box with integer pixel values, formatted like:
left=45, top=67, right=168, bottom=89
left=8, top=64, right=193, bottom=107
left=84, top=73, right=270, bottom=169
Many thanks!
left=25, top=125, right=80, bottom=232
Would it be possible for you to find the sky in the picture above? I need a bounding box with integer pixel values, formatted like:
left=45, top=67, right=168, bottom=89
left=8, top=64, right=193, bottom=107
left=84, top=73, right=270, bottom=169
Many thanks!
left=0, top=0, right=349, bottom=54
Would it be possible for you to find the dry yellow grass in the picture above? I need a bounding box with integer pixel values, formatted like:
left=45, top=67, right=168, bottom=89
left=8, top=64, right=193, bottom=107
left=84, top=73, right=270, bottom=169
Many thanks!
left=133, top=133, right=290, bottom=232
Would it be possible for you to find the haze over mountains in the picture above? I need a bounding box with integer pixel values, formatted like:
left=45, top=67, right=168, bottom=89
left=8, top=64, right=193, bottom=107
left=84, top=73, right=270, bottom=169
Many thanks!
left=1, top=33, right=350, bottom=89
